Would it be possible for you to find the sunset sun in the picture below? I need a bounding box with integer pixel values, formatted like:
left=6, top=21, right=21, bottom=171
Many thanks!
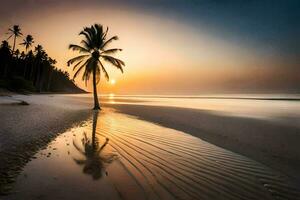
left=110, top=79, right=116, bottom=85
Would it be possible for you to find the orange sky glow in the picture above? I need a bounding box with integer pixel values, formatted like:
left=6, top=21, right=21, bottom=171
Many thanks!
left=1, top=1, right=299, bottom=94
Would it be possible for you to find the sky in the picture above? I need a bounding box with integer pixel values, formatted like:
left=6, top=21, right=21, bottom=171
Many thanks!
left=0, top=0, right=299, bottom=94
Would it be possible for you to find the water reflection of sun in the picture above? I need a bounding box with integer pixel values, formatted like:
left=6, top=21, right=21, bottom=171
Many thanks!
left=109, top=93, right=115, bottom=99
left=109, top=93, right=115, bottom=104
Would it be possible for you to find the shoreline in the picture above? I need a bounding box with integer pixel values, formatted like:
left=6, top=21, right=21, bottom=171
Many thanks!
left=0, top=88, right=88, bottom=97
left=106, top=103, right=300, bottom=185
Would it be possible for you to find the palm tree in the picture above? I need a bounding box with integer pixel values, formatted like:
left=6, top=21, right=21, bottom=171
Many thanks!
left=0, top=41, right=10, bottom=50
left=20, top=35, right=34, bottom=53
left=32, top=44, right=45, bottom=86
left=34, top=45, right=48, bottom=91
left=7, top=25, right=23, bottom=54
left=68, top=24, right=125, bottom=110
left=21, top=35, right=34, bottom=77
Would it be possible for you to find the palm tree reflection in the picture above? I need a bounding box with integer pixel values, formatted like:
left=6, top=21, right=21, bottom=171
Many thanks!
left=73, top=111, right=116, bottom=180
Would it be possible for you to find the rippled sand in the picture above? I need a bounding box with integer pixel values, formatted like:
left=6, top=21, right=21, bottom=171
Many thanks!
left=5, top=109, right=300, bottom=200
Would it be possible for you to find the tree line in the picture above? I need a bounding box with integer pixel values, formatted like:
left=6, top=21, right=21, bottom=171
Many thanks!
left=0, top=25, right=84, bottom=93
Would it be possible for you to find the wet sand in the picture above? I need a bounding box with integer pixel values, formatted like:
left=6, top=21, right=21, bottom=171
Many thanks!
left=1, top=94, right=300, bottom=199
left=107, top=103, right=300, bottom=184
left=3, top=109, right=300, bottom=200
left=0, top=95, right=91, bottom=194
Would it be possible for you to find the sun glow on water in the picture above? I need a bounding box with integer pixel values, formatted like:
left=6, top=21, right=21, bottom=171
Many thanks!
left=109, top=93, right=115, bottom=99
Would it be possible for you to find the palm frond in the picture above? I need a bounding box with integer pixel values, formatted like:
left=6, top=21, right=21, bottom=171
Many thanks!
left=6, top=34, right=13, bottom=40
left=102, top=27, right=109, bottom=40
left=102, top=48, right=122, bottom=55
left=85, top=27, right=96, bottom=46
left=101, top=36, right=118, bottom=49
left=73, top=59, right=89, bottom=79
left=94, top=24, right=103, bottom=48
left=69, top=44, right=89, bottom=53
left=101, top=55, right=124, bottom=73
left=73, top=140, right=85, bottom=155
left=99, top=138, right=109, bottom=151
left=67, top=54, right=89, bottom=66
left=73, top=158, right=86, bottom=165
left=79, top=31, right=92, bottom=44
left=73, top=60, right=84, bottom=71
left=98, top=60, right=109, bottom=81
left=80, top=40, right=91, bottom=50
left=87, top=58, right=101, bottom=84
left=82, top=67, right=92, bottom=86
left=81, top=58, right=95, bottom=85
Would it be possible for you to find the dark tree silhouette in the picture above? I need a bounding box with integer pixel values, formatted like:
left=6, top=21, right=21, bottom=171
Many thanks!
left=47, top=58, right=56, bottom=91
left=24, top=50, right=34, bottom=79
left=33, top=44, right=47, bottom=91
left=20, top=35, right=34, bottom=53
left=68, top=24, right=125, bottom=110
left=7, top=25, right=23, bottom=54
left=0, top=25, right=85, bottom=93
left=0, top=41, right=12, bottom=77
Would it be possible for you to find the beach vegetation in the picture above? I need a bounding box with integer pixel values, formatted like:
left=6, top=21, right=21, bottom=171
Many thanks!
left=0, top=25, right=84, bottom=93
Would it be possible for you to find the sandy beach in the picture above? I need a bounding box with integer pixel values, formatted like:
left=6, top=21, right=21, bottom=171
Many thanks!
left=1, top=94, right=300, bottom=199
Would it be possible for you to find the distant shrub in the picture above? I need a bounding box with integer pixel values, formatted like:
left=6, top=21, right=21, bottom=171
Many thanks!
left=9, top=76, right=35, bottom=92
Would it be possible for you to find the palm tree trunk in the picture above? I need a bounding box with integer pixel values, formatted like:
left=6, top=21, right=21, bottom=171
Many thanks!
left=12, top=36, right=16, bottom=54
left=92, top=67, right=100, bottom=110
